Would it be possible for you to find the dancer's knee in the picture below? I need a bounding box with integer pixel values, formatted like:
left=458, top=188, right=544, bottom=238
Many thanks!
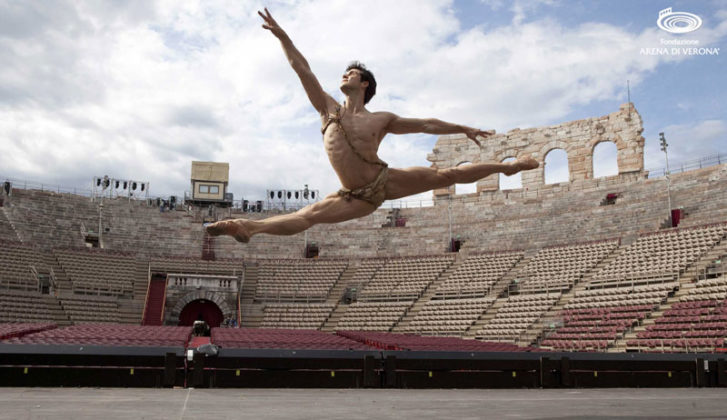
left=436, top=168, right=458, bottom=186
left=296, top=207, right=318, bottom=227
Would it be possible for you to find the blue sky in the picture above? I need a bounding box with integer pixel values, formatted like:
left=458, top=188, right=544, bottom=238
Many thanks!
left=0, top=0, right=725, bottom=203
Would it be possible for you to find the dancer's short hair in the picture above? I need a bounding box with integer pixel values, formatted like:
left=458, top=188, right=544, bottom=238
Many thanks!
left=346, top=61, right=376, bottom=104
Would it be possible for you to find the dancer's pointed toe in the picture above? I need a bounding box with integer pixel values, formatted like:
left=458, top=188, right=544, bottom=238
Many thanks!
left=204, top=222, right=225, bottom=236
left=503, top=156, right=540, bottom=176
left=204, top=220, right=251, bottom=243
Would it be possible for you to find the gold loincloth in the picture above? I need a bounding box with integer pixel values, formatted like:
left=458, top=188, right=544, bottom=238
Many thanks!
left=337, top=166, right=389, bottom=208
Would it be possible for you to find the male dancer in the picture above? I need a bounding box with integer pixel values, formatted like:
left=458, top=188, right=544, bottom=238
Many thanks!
left=206, top=8, right=539, bottom=243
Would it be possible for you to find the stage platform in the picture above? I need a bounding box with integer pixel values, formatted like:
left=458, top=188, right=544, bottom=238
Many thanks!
left=1, top=343, right=726, bottom=388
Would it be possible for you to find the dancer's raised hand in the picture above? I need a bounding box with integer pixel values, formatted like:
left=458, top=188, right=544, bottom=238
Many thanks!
left=258, top=8, right=286, bottom=38
left=464, top=128, right=496, bottom=147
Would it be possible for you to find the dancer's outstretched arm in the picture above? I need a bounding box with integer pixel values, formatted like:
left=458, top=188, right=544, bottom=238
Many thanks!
left=383, top=113, right=495, bottom=147
left=258, top=8, right=336, bottom=115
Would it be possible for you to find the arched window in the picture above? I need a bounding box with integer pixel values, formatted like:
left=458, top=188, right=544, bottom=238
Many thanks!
left=544, top=149, right=569, bottom=184
left=454, top=161, right=478, bottom=195
left=593, top=141, right=619, bottom=178
left=499, top=157, right=522, bottom=190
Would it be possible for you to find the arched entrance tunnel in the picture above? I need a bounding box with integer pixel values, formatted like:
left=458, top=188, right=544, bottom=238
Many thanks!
left=178, top=299, right=223, bottom=328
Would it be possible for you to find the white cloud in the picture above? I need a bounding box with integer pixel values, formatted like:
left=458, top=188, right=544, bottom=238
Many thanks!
left=0, top=0, right=725, bottom=204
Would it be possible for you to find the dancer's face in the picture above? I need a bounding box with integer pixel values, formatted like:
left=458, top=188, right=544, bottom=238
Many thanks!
left=340, top=69, right=367, bottom=91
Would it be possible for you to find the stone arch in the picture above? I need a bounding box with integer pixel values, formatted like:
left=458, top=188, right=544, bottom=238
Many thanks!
left=499, top=156, right=522, bottom=190
left=592, top=140, right=619, bottom=178
left=544, top=148, right=570, bottom=184
left=586, top=135, right=627, bottom=179
left=170, top=290, right=233, bottom=320
left=454, top=161, right=478, bottom=195
left=537, top=141, right=571, bottom=185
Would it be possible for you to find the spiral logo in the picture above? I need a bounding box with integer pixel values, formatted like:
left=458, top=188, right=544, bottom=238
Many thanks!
left=657, top=7, right=702, bottom=34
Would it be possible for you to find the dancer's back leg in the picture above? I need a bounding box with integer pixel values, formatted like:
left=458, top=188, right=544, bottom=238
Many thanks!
left=385, top=157, right=538, bottom=200
left=206, top=193, right=376, bottom=242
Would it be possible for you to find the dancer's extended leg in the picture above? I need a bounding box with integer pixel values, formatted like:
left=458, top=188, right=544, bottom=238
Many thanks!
left=385, top=156, right=539, bottom=200
left=205, top=193, right=376, bottom=242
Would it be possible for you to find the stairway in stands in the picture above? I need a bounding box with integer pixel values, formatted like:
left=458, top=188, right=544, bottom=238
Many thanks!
left=45, top=253, right=73, bottom=294
left=320, top=261, right=360, bottom=332
left=464, top=252, right=536, bottom=339
left=393, top=253, right=466, bottom=333
left=141, top=274, right=167, bottom=326
left=0, top=206, right=23, bottom=242
left=202, top=232, right=215, bottom=261
left=517, top=247, right=621, bottom=347
left=612, top=234, right=727, bottom=352
left=239, top=263, right=263, bottom=328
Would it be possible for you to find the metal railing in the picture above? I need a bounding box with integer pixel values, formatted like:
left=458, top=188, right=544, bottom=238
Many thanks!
left=646, top=153, right=726, bottom=178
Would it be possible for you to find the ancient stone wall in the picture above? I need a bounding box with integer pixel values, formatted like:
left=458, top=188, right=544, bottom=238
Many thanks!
left=427, top=103, right=645, bottom=196
left=165, top=286, right=237, bottom=326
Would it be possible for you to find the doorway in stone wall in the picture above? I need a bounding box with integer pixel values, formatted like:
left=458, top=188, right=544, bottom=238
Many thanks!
left=178, top=299, right=224, bottom=328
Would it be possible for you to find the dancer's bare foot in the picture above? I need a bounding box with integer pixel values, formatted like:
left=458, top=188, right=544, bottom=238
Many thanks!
left=205, top=219, right=252, bottom=243
left=503, top=156, right=540, bottom=176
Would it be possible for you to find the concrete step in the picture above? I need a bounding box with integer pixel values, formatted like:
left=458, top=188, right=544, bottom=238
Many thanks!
left=321, top=303, right=349, bottom=332
left=326, top=261, right=358, bottom=304
left=240, top=302, right=264, bottom=328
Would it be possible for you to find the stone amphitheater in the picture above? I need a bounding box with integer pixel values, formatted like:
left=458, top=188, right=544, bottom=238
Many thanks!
left=1, top=103, right=726, bottom=354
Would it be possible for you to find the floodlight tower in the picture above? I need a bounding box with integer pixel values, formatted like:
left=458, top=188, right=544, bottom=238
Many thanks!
left=448, top=193, right=453, bottom=250
left=659, top=132, right=673, bottom=223
left=303, top=184, right=310, bottom=252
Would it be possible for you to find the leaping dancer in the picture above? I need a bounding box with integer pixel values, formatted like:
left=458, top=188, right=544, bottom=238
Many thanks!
left=206, top=8, right=539, bottom=243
